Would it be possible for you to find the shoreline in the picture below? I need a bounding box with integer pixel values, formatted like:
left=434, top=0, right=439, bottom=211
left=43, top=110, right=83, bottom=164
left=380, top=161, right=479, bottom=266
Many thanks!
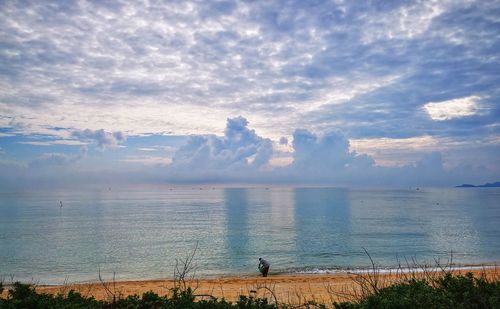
left=4, top=262, right=499, bottom=286
left=3, top=267, right=498, bottom=304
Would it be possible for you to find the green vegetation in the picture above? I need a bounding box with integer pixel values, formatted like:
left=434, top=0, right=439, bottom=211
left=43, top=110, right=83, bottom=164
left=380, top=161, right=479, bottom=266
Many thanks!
left=1, top=272, right=499, bottom=308
left=0, top=283, right=275, bottom=309
left=334, top=272, right=500, bottom=308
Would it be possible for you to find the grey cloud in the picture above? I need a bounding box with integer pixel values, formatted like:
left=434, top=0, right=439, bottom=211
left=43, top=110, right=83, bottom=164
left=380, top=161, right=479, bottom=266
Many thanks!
left=71, top=129, right=126, bottom=150
left=291, top=129, right=353, bottom=171
left=282, top=129, right=468, bottom=186
left=281, top=129, right=378, bottom=183
left=170, top=116, right=272, bottom=174
left=1, top=116, right=498, bottom=187
left=165, top=117, right=467, bottom=186
left=2, top=1, right=497, bottom=125
left=166, top=117, right=497, bottom=186
left=252, top=138, right=273, bottom=167
left=302, top=1, right=500, bottom=140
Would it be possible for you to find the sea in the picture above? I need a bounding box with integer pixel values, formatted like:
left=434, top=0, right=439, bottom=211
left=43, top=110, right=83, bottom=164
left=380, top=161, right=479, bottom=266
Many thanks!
left=0, top=186, right=499, bottom=284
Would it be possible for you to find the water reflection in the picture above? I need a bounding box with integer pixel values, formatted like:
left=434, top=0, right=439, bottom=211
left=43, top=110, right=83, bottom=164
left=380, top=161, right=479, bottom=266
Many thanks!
left=222, top=188, right=298, bottom=272
left=424, top=189, right=481, bottom=260
left=293, top=188, right=352, bottom=268
left=223, top=188, right=251, bottom=271
left=1, top=187, right=499, bottom=283
left=263, top=188, right=297, bottom=268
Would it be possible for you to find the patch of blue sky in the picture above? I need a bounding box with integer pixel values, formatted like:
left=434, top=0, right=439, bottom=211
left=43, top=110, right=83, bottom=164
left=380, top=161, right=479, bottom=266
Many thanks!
left=0, top=135, right=76, bottom=161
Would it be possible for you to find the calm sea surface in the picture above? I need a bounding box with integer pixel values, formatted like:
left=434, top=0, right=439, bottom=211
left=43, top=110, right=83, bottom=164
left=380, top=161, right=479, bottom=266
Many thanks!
left=0, top=186, right=499, bottom=284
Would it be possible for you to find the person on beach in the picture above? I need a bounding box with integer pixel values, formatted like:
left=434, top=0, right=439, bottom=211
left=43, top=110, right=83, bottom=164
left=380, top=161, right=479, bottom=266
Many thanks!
left=258, top=257, right=270, bottom=277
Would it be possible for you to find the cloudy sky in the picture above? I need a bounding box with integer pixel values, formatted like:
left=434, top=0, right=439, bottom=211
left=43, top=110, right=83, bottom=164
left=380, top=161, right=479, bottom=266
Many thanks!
left=0, top=0, right=499, bottom=187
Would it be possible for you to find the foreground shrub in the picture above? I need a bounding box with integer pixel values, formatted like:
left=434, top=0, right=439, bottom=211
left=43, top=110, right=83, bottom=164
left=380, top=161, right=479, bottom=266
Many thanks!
left=334, top=272, right=500, bottom=308
left=0, top=283, right=275, bottom=309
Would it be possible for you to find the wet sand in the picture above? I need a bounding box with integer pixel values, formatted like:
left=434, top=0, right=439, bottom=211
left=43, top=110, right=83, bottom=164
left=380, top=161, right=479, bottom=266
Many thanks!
left=3, top=267, right=497, bottom=305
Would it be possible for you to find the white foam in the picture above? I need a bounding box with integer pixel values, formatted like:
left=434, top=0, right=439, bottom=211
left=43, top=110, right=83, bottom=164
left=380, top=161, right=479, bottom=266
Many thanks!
left=296, top=265, right=497, bottom=275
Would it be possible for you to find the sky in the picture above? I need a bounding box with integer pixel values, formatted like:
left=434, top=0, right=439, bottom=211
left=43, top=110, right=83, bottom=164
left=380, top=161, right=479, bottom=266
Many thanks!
left=0, top=0, right=499, bottom=187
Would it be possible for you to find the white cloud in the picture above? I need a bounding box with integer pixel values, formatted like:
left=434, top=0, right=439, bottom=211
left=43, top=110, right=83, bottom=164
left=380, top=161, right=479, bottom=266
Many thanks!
left=137, top=147, right=158, bottom=152
left=359, top=1, right=455, bottom=44
left=71, top=129, right=126, bottom=150
left=163, top=118, right=498, bottom=186
left=170, top=116, right=272, bottom=174
left=287, top=129, right=375, bottom=179
left=1, top=116, right=499, bottom=187
left=51, top=140, right=88, bottom=146
left=0, top=1, right=423, bottom=141
left=17, top=141, right=53, bottom=146
left=423, top=96, right=485, bottom=121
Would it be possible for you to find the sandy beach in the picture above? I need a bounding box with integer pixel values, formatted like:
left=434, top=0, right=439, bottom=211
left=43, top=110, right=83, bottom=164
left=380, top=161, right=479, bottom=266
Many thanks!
left=3, top=267, right=497, bottom=305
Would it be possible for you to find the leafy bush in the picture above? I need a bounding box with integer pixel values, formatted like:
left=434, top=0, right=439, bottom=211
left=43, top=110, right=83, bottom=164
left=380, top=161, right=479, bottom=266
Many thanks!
left=334, top=272, right=500, bottom=309
left=0, top=282, right=103, bottom=309
left=0, top=282, right=275, bottom=309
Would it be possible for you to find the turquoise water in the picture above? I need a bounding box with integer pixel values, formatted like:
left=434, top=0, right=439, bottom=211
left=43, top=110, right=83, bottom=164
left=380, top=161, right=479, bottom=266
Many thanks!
left=0, top=186, right=499, bottom=284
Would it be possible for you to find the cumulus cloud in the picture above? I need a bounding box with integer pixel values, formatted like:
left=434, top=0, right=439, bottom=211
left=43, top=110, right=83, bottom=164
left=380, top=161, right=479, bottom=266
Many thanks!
left=276, top=128, right=378, bottom=183
left=71, top=129, right=126, bottom=150
left=163, top=117, right=477, bottom=186
left=170, top=117, right=272, bottom=176
left=281, top=131, right=456, bottom=186
left=154, top=116, right=500, bottom=185
left=291, top=130, right=352, bottom=170
left=1, top=116, right=498, bottom=187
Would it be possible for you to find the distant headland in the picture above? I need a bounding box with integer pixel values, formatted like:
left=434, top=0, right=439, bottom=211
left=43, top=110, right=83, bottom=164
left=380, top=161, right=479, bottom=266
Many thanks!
left=456, top=181, right=500, bottom=188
